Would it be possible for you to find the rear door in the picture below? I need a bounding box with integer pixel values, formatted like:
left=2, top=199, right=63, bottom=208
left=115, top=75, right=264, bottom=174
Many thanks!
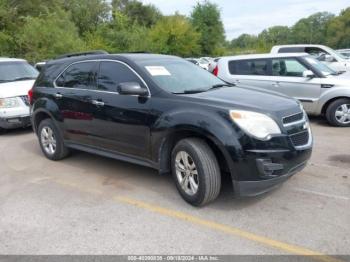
left=225, top=59, right=273, bottom=91
left=54, top=61, right=99, bottom=145
left=87, top=60, right=151, bottom=158
left=268, top=57, right=321, bottom=112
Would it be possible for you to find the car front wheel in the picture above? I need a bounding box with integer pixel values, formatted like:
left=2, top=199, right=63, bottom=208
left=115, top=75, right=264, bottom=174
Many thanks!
left=38, top=119, right=70, bottom=160
left=171, top=138, right=221, bottom=206
left=326, top=99, right=350, bottom=127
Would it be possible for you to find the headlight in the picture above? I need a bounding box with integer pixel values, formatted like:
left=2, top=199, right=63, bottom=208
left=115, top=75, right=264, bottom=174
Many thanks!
left=230, top=110, right=281, bottom=140
left=0, top=97, right=20, bottom=108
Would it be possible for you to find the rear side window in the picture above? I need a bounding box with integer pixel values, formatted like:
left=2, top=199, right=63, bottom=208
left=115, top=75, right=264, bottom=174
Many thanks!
left=97, top=61, right=143, bottom=92
left=55, top=62, right=97, bottom=89
left=278, top=47, right=304, bottom=53
left=229, top=59, right=268, bottom=76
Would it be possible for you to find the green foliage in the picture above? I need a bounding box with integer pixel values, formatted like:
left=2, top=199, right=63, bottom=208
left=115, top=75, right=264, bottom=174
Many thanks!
left=326, top=8, right=350, bottom=48
left=112, top=0, right=161, bottom=27
left=191, top=0, right=225, bottom=56
left=63, top=0, right=111, bottom=35
left=149, top=15, right=201, bottom=57
left=17, top=10, right=85, bottom=62
left=291, top=12, right=334, bottom=44
left=0, top=0, right=349, bottom=61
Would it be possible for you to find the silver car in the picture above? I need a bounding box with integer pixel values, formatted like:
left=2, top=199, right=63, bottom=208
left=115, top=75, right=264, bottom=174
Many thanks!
left=216, top=53, right=350, bottom=127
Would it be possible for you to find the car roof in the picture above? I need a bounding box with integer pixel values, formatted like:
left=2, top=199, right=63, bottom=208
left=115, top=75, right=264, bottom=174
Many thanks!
left=272, top=44, right=327, bottom=49
left=0, top=57, right=27, bottom=63
left=47, top=53, right=181, bottom=66
left=220, top=53, right=308, bottom=61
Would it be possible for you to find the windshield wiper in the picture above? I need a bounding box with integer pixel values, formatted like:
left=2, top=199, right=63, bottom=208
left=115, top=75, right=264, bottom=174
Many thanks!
left=174, top=89, right=207, bottom=94
left=209, top=83, right=235, bottom=90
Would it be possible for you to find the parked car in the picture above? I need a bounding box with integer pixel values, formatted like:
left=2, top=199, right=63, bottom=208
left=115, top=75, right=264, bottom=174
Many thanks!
left=198, top=57, right=212, bottom=70
left=0, top=58, right=38, bottom=133
left=208, top=57, right=221, bottom=73
left=30, top=52, right=312, bottom=206
left=185, top=58, right=199, bottom=66
left=215, top=53, right=350, bottom=127
left=271, top=44, right=350, bottom=72
left=337, top=49, right=350, bottom=58
left=34, top=61, right=47, bottom=72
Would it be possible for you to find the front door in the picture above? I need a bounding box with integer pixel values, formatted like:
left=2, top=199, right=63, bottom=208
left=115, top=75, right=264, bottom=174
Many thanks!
left=268, top=57, right=321, bottom=113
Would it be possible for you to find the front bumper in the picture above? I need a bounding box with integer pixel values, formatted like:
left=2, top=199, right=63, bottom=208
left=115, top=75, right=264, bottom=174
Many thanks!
left=229, top=135, right=312, bottom=197
left=0, top=116, right=31, bottom=129
left=0, top=106, right=31, bottom=129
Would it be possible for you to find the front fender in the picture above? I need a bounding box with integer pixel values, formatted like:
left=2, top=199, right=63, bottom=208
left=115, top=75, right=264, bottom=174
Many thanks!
left=151, top=109, right=243, bottom=179
left=316, top=87, right=350, bottom=113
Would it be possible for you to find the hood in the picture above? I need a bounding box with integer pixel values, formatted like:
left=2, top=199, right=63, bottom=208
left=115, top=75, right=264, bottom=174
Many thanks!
left=0, top=80, right=35, bottom=98
left=188, top=86, right=301, bottom=119
left=325, top=72, right=350, bottom=85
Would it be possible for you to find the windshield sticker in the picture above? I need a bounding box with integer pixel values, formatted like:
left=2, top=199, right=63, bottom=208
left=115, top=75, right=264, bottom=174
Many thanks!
left=145, top=66, right=171, bottom=76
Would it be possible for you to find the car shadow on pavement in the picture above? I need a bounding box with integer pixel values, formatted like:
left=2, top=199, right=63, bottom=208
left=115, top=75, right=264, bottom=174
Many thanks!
left=0, top=127, right=33, bottom=137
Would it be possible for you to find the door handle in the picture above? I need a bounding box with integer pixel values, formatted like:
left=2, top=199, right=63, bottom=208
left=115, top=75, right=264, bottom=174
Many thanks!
left=91, top=100, right=105, bottom=106
left=54, top=93, right=63, bottom=99
left=272, top=82, right=280, bottom=87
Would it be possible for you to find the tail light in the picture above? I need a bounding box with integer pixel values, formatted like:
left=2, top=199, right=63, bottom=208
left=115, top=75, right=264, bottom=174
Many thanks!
left=213, top=65, right=219, bottom=76
left=28, top=87, right=33, bottom=105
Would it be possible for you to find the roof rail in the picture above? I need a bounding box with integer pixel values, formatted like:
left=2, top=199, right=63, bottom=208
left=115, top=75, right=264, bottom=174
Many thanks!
left=56, top=50, right=108, bottom=60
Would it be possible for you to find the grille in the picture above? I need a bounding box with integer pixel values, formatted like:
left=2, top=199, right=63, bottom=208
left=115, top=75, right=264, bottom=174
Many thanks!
left=290, top=130, right=309, bottom=147
left=283, top=112, right=304, bottom=125
left=20, top=95, right=30, bottom=106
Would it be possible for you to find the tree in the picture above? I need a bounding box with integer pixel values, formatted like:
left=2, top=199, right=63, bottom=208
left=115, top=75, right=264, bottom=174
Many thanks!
left=291, top=12, right=334, bottom=44
left=63, top=0, right=111, bottom=35
left=112, top=0, right=161, bottom=27
left=190, top=0, right=225, bottom=56
left=149, top=15, right=201, bottom=57
left=17, top=10, right=85, bottom=62
left=326, top=8, right=350, bottom=48
left=258, top=26, right=291, bottom=46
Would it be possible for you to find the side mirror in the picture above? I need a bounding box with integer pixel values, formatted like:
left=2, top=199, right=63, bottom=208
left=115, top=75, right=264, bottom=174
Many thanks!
left=303, top=70, right=315, bottom=79
left=117, top=82, right=148, bottom=96
left=325, top=55, right=335, bottom=63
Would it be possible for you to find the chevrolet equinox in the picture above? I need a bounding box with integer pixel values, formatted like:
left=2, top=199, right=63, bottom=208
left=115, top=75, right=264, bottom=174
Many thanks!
left=30, top=52, right=313, bottom=206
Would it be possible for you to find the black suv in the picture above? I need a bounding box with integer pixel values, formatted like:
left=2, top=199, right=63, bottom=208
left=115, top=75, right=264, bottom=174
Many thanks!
left=30, top=52, right=313, bottom=206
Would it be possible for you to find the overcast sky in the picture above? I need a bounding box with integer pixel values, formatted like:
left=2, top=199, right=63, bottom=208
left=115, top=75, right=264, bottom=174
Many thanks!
left=142, top=0, right=350, bottom=40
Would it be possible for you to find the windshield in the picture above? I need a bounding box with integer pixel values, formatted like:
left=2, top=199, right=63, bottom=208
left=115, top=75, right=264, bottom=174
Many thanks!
left=303, top=56, right=338, bottom=76
left=140, top=59, right=226, bottom=94
left=0, top=61, right=39, bottom=83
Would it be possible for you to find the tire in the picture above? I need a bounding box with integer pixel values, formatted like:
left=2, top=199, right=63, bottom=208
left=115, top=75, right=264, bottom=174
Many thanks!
left=171, top=138, right=221, bottom=207
left=38, top=119, right=69, bottom=160
left=325, top=98, right=350, bottom=127
left=0, top=128, right=6, bottom=135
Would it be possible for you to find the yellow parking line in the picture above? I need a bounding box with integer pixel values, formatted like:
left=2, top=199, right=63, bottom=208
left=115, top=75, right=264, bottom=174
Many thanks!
left=54, top=179, right=341, bottom=262
left=115, top=196, right=342, bottom=262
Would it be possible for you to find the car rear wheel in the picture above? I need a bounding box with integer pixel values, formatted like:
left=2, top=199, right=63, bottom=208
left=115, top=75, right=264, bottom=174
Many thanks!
left=171, top=138, right=221, bottom=206
left=38, top=119, right=69, bottom=160
left=326, top=99, right=350, bottom=127
left=0, top=128, right=6, bottom=135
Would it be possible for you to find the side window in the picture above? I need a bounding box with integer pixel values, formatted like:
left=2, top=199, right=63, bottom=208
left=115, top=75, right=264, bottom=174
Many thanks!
left=272, top=59, right=307, bottom=77
left=56, top=62, right=97, bottom=89
left=305, top=47, right=328, bottom=61
left=97, top=61, right=143, bottom=92
left=229, top=59, right=268, bottom=76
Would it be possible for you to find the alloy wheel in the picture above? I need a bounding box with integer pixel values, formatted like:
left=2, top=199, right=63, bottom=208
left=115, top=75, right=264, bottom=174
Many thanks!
left=335, top=104, right=350, bottom=124
left=175, top=151, right=199, bottom=196
left=40, top=126, right=57, bottom=155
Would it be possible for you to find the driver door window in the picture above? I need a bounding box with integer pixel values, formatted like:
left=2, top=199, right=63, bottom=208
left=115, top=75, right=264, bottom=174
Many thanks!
left=272, top=59, right=308, bottom=77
